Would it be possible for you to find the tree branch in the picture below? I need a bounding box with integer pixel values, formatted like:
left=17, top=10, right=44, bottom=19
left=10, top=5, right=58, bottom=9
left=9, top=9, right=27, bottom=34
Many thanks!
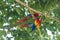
left=15, top=0, right=42, bottom=14
left=15, top=0, right=60, bottom=23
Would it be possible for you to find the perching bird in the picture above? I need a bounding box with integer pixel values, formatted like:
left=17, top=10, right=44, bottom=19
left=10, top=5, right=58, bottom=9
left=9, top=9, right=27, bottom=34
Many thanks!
left=17, top=13, right=42, bottom=31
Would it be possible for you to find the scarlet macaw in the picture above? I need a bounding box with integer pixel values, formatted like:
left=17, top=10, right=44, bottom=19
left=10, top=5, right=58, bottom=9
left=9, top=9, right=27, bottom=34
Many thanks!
left=17, top=13, right=42, bottom=31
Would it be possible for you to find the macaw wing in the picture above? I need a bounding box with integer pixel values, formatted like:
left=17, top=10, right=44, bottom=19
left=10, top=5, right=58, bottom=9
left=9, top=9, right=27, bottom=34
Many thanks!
left=30, top=23, right=36, bottom=31
left=17, top=14, right=32, bottom=23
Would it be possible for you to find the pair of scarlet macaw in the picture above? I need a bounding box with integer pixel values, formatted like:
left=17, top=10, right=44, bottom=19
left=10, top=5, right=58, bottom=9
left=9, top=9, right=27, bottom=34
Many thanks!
left=17, top=13, right=42, bottom=31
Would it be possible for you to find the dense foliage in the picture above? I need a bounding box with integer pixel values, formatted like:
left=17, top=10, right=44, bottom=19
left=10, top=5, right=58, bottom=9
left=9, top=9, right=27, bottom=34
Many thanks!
left=0, top=0, right=60, bottom=40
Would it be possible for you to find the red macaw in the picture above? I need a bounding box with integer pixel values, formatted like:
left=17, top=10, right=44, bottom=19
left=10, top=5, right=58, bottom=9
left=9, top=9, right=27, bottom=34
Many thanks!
left=17, top=13, right=42, bottom=31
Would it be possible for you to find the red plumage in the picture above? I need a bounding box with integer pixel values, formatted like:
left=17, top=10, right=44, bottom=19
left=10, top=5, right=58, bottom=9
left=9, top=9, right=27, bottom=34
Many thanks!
left=35, top=18, right=42, bottom=28
left=17, top=17, right=28, bottom=23
left=20, top=24, right=29, bottom=28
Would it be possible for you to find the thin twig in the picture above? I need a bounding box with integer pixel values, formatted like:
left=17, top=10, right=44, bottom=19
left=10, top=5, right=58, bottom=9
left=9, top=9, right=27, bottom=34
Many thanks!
left=38, top=28, right=42, bottom=40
